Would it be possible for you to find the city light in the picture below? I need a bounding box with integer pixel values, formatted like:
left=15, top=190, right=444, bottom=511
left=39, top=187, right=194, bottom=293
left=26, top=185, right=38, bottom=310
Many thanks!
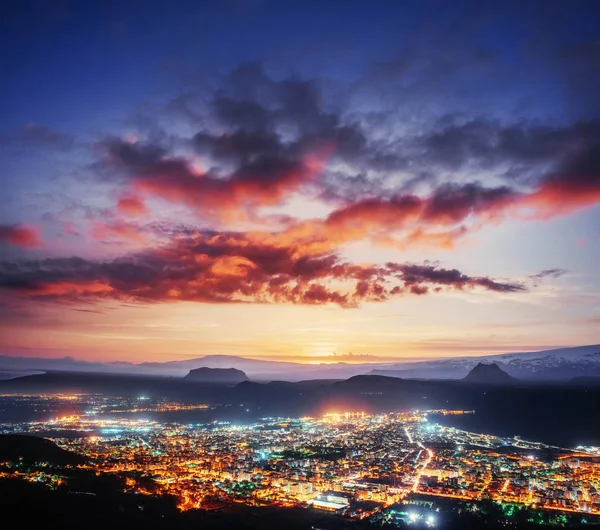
left=1, top=396, right=599, bottom=518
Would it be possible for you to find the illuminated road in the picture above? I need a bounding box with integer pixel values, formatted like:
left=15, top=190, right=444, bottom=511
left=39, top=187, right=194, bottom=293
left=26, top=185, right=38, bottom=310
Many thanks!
left=412, top=439, right=434, bottom=493
left=414, top=491, right=474, bottom=501
left=477, top=471, right=492, bottom=499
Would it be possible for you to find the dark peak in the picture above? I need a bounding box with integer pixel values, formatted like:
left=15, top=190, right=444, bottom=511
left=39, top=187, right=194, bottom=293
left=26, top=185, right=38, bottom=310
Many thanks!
left=184, top=366, right=248, bottom=384
left=472, top=362, right=504, bottom=371
left=348, top=374, right=403, bottom=382
left=463, top=362, right=514, bottom=384
left=235, top=380, right=263, bottom=388
left=267, top=380, right=295, bottom=387
left=337, top=374, right=407, bottom=387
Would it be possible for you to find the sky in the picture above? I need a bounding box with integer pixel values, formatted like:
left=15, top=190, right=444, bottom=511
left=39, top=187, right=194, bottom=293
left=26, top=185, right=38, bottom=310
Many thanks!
left=0, top=0, right=599, bottom=365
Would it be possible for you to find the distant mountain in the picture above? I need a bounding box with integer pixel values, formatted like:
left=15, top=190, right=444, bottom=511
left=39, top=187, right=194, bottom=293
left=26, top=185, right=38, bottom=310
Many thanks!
left=334, top=374, right=409, bottom=389
left=368, top=369, right=408, bottom=379
left=367, top=345, right=600, bottom=382
left=0, top=370, right=43, bottom=381
left=2, top=344, right=600, bottom=382
left=0, top=435, right=86, bottom=466
left=142, top=355, right=376, bottom=380
left=0, top=353, right=378, bottom=381
left=462, top=363, right=515, bottom=384
left=184, top=367, right=248, bottom=384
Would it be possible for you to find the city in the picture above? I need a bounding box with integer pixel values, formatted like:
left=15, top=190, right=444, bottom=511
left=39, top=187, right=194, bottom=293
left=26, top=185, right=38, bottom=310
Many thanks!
left=1, top=0, right=600, bottom=528
left=1, top=393, right=599, bottom=527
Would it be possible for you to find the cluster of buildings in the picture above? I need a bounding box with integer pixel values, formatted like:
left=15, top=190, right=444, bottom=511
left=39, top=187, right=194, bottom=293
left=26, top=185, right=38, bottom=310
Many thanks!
left=1, top=395, right=599, bottom=521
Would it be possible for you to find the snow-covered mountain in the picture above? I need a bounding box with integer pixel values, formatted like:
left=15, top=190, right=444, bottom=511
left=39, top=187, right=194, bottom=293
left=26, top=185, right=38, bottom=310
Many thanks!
left=369, top=345, right=600, bottom=381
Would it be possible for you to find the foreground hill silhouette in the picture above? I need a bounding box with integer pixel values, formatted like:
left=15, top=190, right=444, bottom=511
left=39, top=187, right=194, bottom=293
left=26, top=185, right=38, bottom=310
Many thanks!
left=184, top=367, right=248, bottom=384
left=0, top=434, right=86, bottom=466
left=463, top=363, right=515, bottom=384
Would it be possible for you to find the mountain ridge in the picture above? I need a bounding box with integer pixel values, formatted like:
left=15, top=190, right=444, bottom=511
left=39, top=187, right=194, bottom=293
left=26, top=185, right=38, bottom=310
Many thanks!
left=2, top=344, right=600, bottom=382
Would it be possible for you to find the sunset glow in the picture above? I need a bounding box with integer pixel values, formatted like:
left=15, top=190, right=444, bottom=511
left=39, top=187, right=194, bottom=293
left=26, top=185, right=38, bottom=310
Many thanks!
left=0, top=1, right=599, bottom=365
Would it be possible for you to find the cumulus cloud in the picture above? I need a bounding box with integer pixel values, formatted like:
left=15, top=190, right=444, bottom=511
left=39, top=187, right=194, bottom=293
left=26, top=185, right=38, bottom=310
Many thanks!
left=92, top=219, right=149, bottom=243
left=4, top=65, right=592, bottom=309
left=116, top=196, right=148, bottom=216
left=0, top=224, right=42, bottom=248
left=93, top=66, right=600, bottom=246
left=99, top=136, right=332, bottom=221
left=0, top=231, right=524, bottom=307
